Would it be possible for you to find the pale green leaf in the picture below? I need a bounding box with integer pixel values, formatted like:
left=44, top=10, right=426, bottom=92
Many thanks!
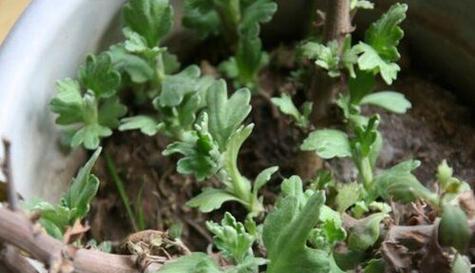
left=158, top=253, right=222, bottom=273
left=300, top=129, right=352, bottom=159
left=119, top=115, right=161, bottom=136
left=360, top=91, right=411, bottom=113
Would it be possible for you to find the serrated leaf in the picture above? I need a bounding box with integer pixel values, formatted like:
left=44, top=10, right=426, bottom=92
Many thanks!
left=162, top=51, right=181, bottom=74
left=182, top=0, right=220, bottom=39
left=158, top=253, right=222, bottom=273
left=163, top=118, right=221, bottom=181
left=365, top=3, right=407, bottom=62
left=360, top=91, right=411, bottom=113
left=207, top=80, right=252, bottom=149
left=50, top=79, right=84, bottom=125
left=98, top=96, right=127, bottom=128
left=351, top=0, right=374, bottom=10
left=79, top=53, right=121, bottom=98
left=109, top=44, right=155, bottom=83
left=187, top=188, right=241, bottom=213
left=62, top=148, right=102, bottom=220
left=301, top=41, right=341, bottom=77
left=336, top=183, right=362, bottom=212
left=263, top=192, right=330, bottom=273
left=159, top=65, right=201, bottom=107
left=355, top=42, right=400, bottom=85
left=71, top=124, right=112, bottom=150
left=206, top=212, right=254, bottom=263
left=240, top=0, right=277, bottom=31
left=123, top=0, right=174, bottom=47
left=301, top=129, right=352, bottom=159
left=234, top=24, right=267, bottom=86
left=119, top=115, right=161, bottom=136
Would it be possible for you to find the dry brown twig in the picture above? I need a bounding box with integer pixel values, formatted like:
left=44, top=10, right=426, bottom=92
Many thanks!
left=0, top=139, right=166, bottom=273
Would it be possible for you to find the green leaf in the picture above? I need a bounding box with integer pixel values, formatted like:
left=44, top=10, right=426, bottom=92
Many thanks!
left=374, top=160, right=438, bottom=204
left=162, top=51, right=181, bottom=74
left=349, top=69, right=376, bottom=104
left=123, top=0, right=174, bottom=47
left=438, top=204, right=471, bottom=253
left=79, top=53, right=121, bottom=98
left=360, top=91, right=411, bottom=113
left=240, top=0, right=277, bottom=31
left=300, top=129, right=352, bottom=159
left=271, top=94, right=311, bottom=128
left=119, top=115, right=161, bottom=136
left=263, top=192, right=330, bottom=273
left=182, top=0, right=220, bottom=39
left=336, top=183, right=362, bottom=212
left=365, top=3, right=407, bottom=62
left=301, top=41, right=341, bottom=77
left=50, top=79, right=84, bottom=125
left=186, top=188, right=241, bottom=213
left=355, top=42, right=400, bottom=85
left=159, top=65, right=201, bottom=107
left=207, top=80, right=252, bottom=149
left=253, top=166, right=279, bottom=195
left=62, top=148, right=102, bottom=220
left=71, top=124, right=112, bottom=150
left=98, top=97, right=127, bottom=128
left=163, top=117, right=221, bottom=181
left=206, top=212, right=254, bottom=263
left=109, top=44, right=155, bottom=83
left=363, top=259, right=385, bottom=273
left=158, top=253, right=222, bottom=273
left=351, top=0, right=374, bottom=10
left=347, top=212, right=387, bottom=252
left=452, top=255, right=471, bottom=273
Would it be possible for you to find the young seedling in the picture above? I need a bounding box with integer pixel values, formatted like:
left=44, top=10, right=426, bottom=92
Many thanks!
left=183, top=0, right=278, bottom=89
left=26, top=148, right=102, bottom=239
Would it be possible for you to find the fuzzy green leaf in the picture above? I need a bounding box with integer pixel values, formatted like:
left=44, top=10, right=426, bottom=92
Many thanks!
left=187, top=188, right=241, bottom=213
left=109, top=45, right=155, bottom=83
left=271, top=94, right=312, bottom=128
left=347, top=213, right=387, bottom=252
left=182, top=0, right=220, bottom=39
left=50, top=79, right=84, bottom=125
left=71, top=124, right=112, bottom=150
left=159, top=65, right=201, bottom=107
left=98, top=97, right=127, bottom=128
left=360, top=91, right=411, bottom=113
left=207, top=80, right=252, bottom=149
left=336, top=183, right=362, bottom=212
left=301, top=129, right=352, bottom=159
left=263, top=191, right=330, bottom=273
left=62, top=148, right=102, bottom=220
left=79, top=53, right=121, bottom=98
left=302, top=41, right=341, bottom=77
left=206, top=212, right=254, bottom=263
left=119, top=115, right=161, bottom=136
left=365, top=3, right=407, bottom=62
left=253, top=166, right=279, bottom=195
left=123, top=0, right=174, bottom=47
left=374, top=160, right=438, bottom=204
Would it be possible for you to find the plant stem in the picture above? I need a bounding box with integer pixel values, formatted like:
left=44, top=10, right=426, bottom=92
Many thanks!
left=104, top=152, right=139, bottom=231
left=310, top=0, right=352, bottom=124
left=359, top=156, right=373, bottom=190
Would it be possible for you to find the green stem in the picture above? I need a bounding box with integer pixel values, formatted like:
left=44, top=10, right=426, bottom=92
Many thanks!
left=359, top=156, right=373, bottom=190
left=105, top=152, right=139, bottom=231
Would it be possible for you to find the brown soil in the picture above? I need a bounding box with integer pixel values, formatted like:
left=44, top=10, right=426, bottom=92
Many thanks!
left=89, top=47, right=475, bottom=252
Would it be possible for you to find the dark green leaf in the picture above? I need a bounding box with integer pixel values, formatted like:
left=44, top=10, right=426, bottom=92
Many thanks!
left=79, top=53, right=121, bottom=98
left=438, top=204, right=471, bottom=253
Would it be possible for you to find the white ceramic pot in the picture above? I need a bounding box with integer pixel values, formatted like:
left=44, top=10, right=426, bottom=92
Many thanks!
left=0, top=0, right=126, bottom=202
